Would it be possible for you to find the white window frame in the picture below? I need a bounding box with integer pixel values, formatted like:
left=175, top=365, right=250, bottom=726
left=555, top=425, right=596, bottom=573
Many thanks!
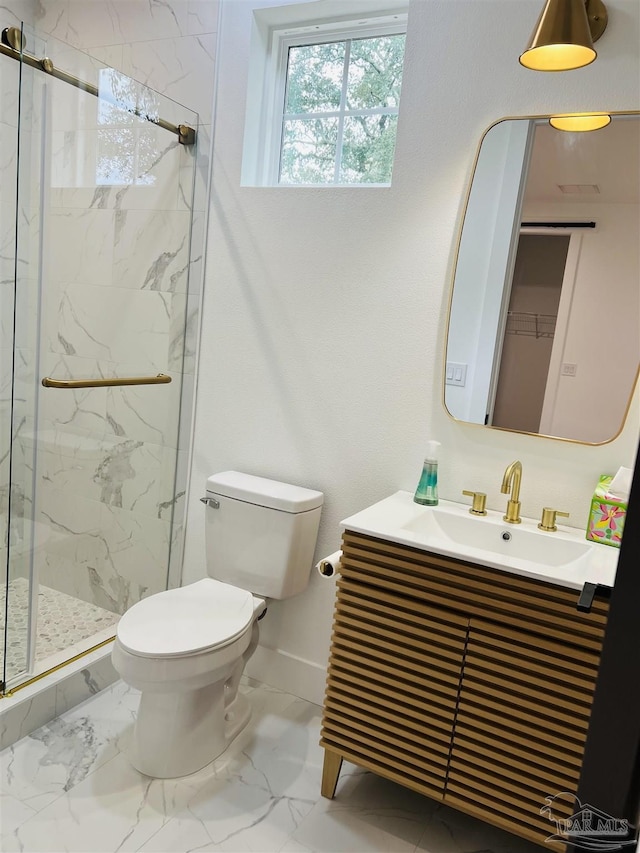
left=242, top=4, right=408, bottom=188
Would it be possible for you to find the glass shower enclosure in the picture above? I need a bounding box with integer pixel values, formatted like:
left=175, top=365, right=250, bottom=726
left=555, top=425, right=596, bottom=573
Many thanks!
left=1, top=23, right=198, bottom=693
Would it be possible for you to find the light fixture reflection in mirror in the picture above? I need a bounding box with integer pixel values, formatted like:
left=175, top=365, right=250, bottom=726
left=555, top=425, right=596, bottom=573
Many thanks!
left=444, top=113, right=640, bottom=445
left=550, top=113, right=611, bottom=132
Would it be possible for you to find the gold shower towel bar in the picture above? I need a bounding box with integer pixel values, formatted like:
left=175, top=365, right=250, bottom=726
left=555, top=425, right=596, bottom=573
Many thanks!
left=42, top=374, right=172, bottom=389
left=1, top=27, right=196, bottom=145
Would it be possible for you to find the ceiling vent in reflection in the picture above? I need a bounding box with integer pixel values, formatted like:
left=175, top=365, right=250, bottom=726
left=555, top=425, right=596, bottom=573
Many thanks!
left=558, top=183, right=601, bottom=194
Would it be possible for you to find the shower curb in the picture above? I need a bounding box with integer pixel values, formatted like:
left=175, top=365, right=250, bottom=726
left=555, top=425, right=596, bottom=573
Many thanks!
left=0, top=641, right=117, bottom=751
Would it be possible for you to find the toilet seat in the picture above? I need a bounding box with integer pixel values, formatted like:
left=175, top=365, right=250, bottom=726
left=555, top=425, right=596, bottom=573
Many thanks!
left=116, top=578, right=256, bottom=658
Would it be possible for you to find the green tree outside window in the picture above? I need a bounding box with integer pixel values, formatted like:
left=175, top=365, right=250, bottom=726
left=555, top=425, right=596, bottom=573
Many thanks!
left=280, top=33, right=406, bottom=185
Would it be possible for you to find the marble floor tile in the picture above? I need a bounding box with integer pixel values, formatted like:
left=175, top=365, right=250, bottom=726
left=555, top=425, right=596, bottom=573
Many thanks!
left=138, top=695, right=323, bottom=852
left=289, top=763, right=435, bottom=853
left=1, top=751, right=208, bottom=853
left=0, top=681, right=137, bottom=814
left=1, top=676, right=546, bottom=853
left=416, top=803, right=544, bottom=853
left=0, top=789, right=37, bottom=835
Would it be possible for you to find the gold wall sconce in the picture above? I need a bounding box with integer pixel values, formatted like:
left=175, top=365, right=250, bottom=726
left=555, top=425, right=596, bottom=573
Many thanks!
left=520, top=0, right=608, bottom=71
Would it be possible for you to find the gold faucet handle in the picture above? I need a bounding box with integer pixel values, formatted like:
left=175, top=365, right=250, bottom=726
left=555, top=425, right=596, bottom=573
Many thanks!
left=462, top=490, right=487, bottom=516
left=538, top=507, right=570, bottom=532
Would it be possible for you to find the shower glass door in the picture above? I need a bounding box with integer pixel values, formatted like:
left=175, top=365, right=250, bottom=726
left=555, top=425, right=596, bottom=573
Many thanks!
left=1, top=22, right=38, bottom=690
left=0, top=41, right=11, bottom=684
left=3, top=22, right=197, bottom=690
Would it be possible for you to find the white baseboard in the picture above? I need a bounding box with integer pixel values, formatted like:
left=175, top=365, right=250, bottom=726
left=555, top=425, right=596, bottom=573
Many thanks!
left=244, top=645, right=327, bottom=707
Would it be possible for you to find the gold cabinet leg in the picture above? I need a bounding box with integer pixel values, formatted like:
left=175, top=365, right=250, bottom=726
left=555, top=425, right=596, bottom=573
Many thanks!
left=321, top=749, right=343, bottom=799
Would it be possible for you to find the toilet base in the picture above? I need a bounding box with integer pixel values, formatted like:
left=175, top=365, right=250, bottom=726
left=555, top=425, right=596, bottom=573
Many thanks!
left=128, top=669, right=252, bottom=779
left=115, top=608, right=263, bottom=779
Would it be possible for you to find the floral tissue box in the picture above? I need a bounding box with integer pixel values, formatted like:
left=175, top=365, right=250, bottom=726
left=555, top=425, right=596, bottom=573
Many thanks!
left=586, top=474, right=627, bottom=548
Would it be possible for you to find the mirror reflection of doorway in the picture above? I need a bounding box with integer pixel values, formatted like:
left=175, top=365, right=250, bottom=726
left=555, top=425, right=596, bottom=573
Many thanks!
left=492, top=233, right=570, bottom=432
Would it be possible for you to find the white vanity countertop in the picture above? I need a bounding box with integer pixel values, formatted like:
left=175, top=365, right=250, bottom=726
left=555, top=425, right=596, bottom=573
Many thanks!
left=340, top=491, right=618, bottom=591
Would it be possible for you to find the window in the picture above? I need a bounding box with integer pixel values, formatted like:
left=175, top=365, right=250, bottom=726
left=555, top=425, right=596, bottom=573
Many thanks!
left=96, top=69, right=159, bottom=186
left=242, top=7, right=407, bottom=187
left=279, top=31, right=405, bottom=185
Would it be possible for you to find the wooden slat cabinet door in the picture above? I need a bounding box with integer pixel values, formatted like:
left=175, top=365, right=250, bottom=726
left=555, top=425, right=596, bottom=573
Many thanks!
left=446, top=618, right=604, bottom=851
left=320, top=530, right=610, bottom=852
left=320, top=572, right=469, bottom=801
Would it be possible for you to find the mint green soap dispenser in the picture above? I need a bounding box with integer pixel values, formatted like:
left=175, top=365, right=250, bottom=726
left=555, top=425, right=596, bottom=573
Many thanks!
left=413, top=441, right=441, bottom=506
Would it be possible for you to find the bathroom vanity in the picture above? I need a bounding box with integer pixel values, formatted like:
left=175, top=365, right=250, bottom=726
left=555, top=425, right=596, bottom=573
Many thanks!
left=320, top=493, right=616, bottom=851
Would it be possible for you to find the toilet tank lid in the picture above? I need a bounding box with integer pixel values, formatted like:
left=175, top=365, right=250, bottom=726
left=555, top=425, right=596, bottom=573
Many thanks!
left=207, top=471, right=323, bottom=513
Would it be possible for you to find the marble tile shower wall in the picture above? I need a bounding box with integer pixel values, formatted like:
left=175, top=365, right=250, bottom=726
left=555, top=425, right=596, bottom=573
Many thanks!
left=34, top=113, right=192, bottom=613
left=2, top=0, right=219, bottom=616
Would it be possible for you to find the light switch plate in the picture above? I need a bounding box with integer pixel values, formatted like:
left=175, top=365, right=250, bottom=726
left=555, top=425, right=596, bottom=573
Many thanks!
left=561, top=363, right=578, bottom=377
left=446, top=362, right=467, bottom=387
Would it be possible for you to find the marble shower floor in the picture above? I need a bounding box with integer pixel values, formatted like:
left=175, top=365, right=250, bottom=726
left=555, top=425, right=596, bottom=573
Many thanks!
left=0, top=678, right=543, bottom=853
left=1, top=578, right=119, bottom=676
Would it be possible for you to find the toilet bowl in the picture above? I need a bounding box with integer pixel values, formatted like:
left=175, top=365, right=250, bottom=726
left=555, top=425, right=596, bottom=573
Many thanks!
left=112, top=578, right=266, bottom=778
left=112, top=471, right=323, bottom=779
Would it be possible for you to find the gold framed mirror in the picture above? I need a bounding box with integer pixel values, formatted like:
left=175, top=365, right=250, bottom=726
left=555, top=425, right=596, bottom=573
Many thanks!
left=444, top=112, right=640, bottom=444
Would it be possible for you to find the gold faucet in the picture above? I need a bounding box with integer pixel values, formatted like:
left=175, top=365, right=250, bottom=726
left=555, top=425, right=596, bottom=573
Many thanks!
left=501, top=460, right=522, bottom=524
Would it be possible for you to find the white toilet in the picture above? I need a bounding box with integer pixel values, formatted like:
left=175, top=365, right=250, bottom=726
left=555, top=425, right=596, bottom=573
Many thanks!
left=112, top=471, right=323, bottom=779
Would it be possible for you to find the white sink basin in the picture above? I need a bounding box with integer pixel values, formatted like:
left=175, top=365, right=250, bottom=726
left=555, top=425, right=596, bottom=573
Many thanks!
left=402, top=507, right=592, bottom=569
left=341, top=492, right=618, bottom=590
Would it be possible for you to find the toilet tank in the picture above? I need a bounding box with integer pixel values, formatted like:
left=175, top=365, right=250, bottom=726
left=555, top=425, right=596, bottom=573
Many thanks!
left=204, top=471, right=323, bottom=599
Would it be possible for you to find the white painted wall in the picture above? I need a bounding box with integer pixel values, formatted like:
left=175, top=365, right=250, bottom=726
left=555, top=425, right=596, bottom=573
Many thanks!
left=446, top=120, right=530, bottom=423
left=492, top=234, right=567, bottom=433
left=469, top=123, right=531, bottom=427
left=183, top=0, right=640, bottom=702
left=525, top=201, right=640, bottom=443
